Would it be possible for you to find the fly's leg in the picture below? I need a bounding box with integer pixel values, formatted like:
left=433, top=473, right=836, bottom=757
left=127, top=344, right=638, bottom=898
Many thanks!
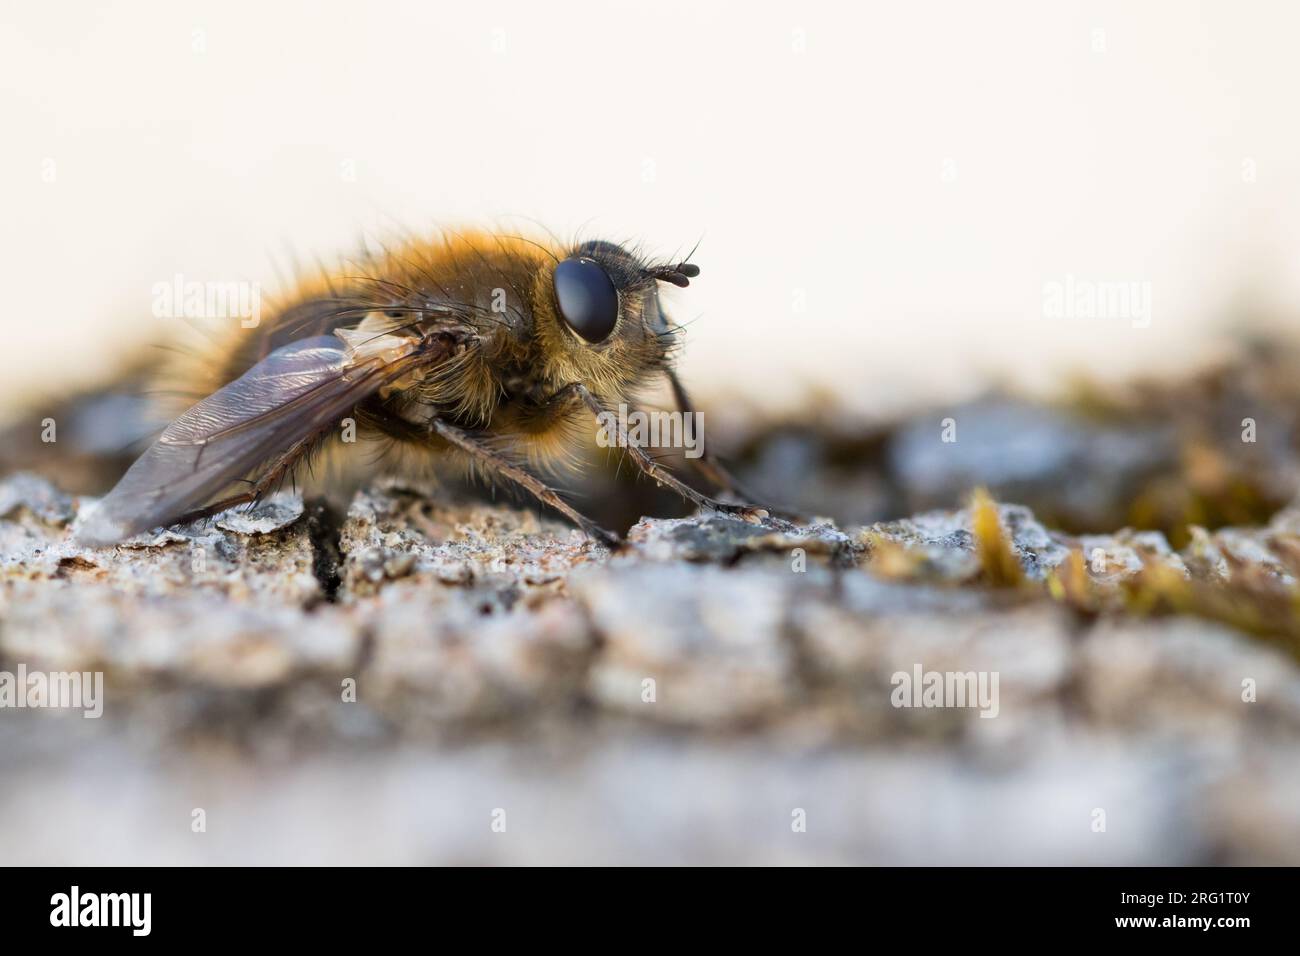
left=576, top=383, right=769, bottom=523
left=359, top=401, right=621, bottom=548
left=431, top=419, right=620, bottom=547
left=664, top=369, right=769, bottom=504
left=173, top=434, right=318, bottom=525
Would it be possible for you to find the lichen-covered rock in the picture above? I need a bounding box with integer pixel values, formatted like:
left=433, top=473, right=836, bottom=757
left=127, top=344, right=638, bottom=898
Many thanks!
left=0, top=477, right=318, bottom=605
left=2, top=471, right=1300, bottom=865
left=354, top=580, right=593, bottom=725
left=865, top=501, right=1072, bottom=582
left=573, top=563, right=800, bottom=725
left=338, top=481, right=605, bottom=598
left=626, top=513, right=855, bottom=564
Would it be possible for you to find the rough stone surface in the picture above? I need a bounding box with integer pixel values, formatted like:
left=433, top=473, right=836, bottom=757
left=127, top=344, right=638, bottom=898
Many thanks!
left=1, top=472, right=1299, bottom=864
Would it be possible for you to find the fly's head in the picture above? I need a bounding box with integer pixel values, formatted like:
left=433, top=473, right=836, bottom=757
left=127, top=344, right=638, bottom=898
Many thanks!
left=531, top=239, right=699, bottom=398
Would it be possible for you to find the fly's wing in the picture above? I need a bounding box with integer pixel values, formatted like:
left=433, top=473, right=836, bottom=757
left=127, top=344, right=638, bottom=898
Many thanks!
left=77, top=332, right=432, bottom=545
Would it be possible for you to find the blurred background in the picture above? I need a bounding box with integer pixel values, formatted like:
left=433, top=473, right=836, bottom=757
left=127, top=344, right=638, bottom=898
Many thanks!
left=4, top=0, right=1300, bottom=420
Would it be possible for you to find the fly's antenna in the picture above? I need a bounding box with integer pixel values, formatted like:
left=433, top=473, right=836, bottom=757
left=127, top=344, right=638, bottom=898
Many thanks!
left=648, top=262, right=701, bottom=288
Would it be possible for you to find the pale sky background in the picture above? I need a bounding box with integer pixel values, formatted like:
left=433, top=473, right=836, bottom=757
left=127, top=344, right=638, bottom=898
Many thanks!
left=3, top=0, right=1300, bottom=418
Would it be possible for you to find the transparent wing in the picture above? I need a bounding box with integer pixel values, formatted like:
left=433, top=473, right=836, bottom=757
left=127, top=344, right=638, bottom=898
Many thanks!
left=77, top=333, right=429, bottom=545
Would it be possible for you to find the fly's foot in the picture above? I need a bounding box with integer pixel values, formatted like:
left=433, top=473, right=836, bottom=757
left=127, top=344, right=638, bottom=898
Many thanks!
left=707, top=501, right=770, bottom=525
left=582, top=523, right=624, bottom=550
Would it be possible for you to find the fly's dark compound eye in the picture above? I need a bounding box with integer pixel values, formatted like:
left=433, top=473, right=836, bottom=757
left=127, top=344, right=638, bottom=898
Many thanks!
left=553, top=256, right=618, bottom=343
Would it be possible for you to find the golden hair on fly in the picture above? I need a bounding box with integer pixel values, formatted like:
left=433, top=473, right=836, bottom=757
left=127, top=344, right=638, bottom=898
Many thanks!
left=79, top=227, right=768, bottom=548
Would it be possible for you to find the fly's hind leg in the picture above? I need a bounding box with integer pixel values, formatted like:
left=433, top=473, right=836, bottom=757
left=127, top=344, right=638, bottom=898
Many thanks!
left=359, top=401, right=621, bottom=548
left=173, top=434, right=318, bottom=526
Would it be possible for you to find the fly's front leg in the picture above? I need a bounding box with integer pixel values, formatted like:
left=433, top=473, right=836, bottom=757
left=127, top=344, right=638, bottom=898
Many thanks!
left=666, top=369, right=806, bottom=522
left=664, top=368, right=769, bottom=506
left=575, top=384, right=769, bottom=524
